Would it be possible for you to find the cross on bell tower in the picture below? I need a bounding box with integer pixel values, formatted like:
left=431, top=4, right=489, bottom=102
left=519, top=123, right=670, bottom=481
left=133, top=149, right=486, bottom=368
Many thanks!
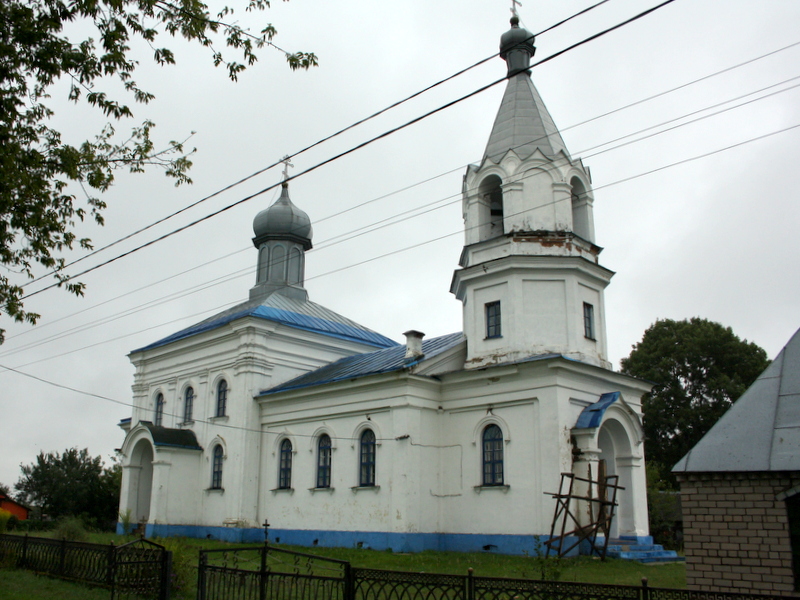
left=280, top=155, right=294, bottom=182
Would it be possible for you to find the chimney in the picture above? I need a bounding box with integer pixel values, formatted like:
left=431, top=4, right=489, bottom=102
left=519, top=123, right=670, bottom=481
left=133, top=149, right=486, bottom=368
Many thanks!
left=403, top=330, right=425, bottom=360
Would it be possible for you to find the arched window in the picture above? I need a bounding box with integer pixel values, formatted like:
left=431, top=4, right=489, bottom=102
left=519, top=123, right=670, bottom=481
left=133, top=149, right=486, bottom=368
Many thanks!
left=216, top=380, right=228, bottom=417
left=211, top=445, right=224, bottom=489
left=184, top=387, right=194, bottom=423
left=317, top=434, right=332, bottom=488
left=154, top=393, right=164, bottom=426
left=570, top=176, right=593, bottom=242
left=279, top=439, right=292, bottom=489
left=482, top=424, right=504, bottom=486
left=359, top=429, right=376, bottom=487
left=288, top=247, right=302, bottom=285
left=478, top=175, right=504, bottom=240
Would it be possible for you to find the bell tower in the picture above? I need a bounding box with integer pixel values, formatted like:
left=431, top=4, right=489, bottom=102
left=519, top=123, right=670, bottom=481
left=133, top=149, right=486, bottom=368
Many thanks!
left=450, top=16, right=613, bottom=370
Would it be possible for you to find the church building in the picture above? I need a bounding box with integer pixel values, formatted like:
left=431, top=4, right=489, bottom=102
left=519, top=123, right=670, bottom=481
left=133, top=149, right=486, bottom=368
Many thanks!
left=117, top=16, right=651, bottom=554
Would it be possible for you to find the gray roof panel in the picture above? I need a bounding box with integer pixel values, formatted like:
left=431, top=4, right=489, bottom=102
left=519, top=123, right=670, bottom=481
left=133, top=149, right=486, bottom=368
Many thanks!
left=483, top=74, right=570, bottom=164
left=673, top=327, right=800, bottom=473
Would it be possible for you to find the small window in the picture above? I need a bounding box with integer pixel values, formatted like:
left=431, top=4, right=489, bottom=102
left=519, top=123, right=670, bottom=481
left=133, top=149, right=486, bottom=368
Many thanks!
left=317, top=434, right=332, bottom=489
left=184, top=387, right=194, bottom=423
left=154, top=393, right=164, bottom=427
left=216, top=380, right=228, bottom=417
left=485, top=301, right=502, bottom=339
left=211, top=445, right=224, bottom=489
left=583, top=302, right=595, bottom=340
left=359, top=429, right=376, bottom=487
left=279, top=439, right=293, bottom=489
left=482, top=424, right=504, bottom=486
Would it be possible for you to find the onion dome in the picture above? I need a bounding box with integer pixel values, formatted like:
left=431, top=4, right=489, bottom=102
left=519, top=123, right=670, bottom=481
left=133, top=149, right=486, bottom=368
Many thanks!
left=500, top=16, right=535, bottom=75
left=252, top=183, right=313, bottom=250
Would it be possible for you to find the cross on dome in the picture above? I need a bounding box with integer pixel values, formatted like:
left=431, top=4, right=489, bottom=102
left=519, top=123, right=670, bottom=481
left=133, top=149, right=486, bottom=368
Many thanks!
left=510, top=0, right=522, bottom=19
left=281, top=155, right=294, bottom=182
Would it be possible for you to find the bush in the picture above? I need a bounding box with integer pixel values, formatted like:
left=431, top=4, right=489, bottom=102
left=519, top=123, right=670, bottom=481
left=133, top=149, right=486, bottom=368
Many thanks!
left=0, top=509, right=11, bottom=533
left=53, top=516, right=89, bottom=542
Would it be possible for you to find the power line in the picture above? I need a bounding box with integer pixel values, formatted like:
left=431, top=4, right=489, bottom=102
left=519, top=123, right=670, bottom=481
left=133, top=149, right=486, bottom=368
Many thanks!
left=19, top=0, right=679, bottom=302
left=7, top=117, right=799, bottom=370
left=6, top=70, right=799, bottom=358
left=22, top=0, right=614, bottom=291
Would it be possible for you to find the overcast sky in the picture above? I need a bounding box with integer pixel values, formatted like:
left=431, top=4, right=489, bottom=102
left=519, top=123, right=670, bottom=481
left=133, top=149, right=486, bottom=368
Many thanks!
left=2, top=0, right=799, bottom=489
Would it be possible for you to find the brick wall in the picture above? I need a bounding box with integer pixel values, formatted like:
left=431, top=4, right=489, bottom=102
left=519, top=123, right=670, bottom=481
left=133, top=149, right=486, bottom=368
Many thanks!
left=677, top=471, right=800, bottom=596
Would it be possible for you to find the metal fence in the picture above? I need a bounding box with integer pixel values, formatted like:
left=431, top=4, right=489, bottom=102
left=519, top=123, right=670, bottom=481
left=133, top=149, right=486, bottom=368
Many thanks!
left=0, top=533, right=172, bottom=600
left=198, top=543, right=788, bottom=600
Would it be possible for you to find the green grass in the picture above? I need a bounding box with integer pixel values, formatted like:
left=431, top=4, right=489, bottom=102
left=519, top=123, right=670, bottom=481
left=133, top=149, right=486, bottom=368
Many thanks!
left=0, top=569, right=110, bottom=600
left=5, top=531, right=686, bottom=599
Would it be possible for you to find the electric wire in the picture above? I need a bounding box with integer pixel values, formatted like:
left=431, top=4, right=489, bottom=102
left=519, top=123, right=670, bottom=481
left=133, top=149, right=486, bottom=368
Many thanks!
left=22, top=0, right=615, bottom=291
left=5, top=71, right=799, bottom=357
left=6, top=117, right=799, bottom=371
left=19, top=0, right=678, bottom=302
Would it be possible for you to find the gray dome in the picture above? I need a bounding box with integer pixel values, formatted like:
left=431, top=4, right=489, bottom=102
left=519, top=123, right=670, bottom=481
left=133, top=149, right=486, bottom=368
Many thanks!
left=252, top=183, right=312, bottom=248
left=500, top=16, right=535, bottom=69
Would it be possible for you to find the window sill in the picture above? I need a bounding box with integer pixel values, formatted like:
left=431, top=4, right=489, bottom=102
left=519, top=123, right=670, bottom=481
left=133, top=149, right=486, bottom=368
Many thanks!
left=205, top=488, right=224, bottom=495
left=309, top=487, right=335, bottom=494
left=350, top=485, right=380, bottom=493
left=180, top=420, right=195, bottom=427
left=209, top=415, right=229, bottom=423
left=270, top=487, right=294, bottom=494
left=473, top=484, right=510, bottom=494
left=584, top=336, right=596, bottom=342
left=484, top=335, right=502, bottom=341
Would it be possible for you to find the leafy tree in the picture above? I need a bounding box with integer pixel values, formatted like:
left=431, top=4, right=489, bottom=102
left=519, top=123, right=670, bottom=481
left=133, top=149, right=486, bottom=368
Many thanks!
left=621, top=318, right=770, bottom=487
left=15, top=448, right=122, bottom=525
left=0, top=0, right=316, bottom=342
left=0, top=482, right=11, bottom=497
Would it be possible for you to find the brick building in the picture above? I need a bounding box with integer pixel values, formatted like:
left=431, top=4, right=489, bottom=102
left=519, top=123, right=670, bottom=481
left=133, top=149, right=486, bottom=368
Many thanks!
left=674, top=328, right=800, bottom=595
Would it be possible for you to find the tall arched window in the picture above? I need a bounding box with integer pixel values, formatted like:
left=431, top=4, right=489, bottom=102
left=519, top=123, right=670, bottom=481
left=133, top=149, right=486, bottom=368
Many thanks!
left=279, top=439, right=293, bottom=489
left=271, top=244, right=286, bottom=282
left=482, top=424, right=504, bottom=486
left=216, top=380, right=228, bottom=417
left=258, top=246, right=269, bottom=283
left=317, top=434, right=332, bottom=489
left=211, top=445, right=224, bottom=489
left=154, top=393, right=164, bottom=426
left=478, top=175, right=504, bottom=240
left=184, top=387, right=194, bottom=423
left=359, top=429, right=376, bottom=487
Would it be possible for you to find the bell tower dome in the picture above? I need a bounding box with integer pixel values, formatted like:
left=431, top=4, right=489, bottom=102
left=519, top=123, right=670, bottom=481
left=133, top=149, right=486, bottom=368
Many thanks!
left=450, top=16, right=612, bottom=370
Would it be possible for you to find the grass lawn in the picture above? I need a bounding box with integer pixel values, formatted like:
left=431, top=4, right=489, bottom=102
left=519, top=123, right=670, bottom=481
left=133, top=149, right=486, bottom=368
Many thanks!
left=0, top=569, right=110, bottom=600
left=5, top=532, right=685, bottom=599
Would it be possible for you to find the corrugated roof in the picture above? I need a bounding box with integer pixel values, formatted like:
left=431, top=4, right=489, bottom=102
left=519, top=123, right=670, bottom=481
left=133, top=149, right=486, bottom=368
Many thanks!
left=483, top=73, right=570, bottom=164
left=673, top=327, right=800, bottom=473
left=132, top=293, right=397, bottom=353
left=258, top=332, right=465, bottom=396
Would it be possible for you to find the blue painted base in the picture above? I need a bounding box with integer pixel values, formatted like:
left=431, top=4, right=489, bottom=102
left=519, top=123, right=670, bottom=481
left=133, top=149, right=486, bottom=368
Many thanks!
left=115, top=522, right=579, bottom=556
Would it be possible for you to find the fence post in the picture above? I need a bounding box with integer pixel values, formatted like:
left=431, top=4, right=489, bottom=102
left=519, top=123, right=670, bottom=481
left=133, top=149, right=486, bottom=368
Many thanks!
left=197, top=551, right=207, bottom=600
left=21, top=534, right=28, bottom=569
left=59, top=537, right=66, bottom=577
left=641, top=577, right=649, bottom=600
left=260, top=543, right=268, bottom=600
left=107, top=542, right=116, bottom=600
left=467, top=567, right=474, bottom=600
left=344, top=561, right=354, bottom=600
left=160, top=549, right=172, bottom=600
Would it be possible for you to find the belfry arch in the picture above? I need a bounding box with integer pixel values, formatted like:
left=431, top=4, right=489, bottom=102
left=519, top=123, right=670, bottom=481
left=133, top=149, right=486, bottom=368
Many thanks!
left=478, top=174, right=504, bottom=241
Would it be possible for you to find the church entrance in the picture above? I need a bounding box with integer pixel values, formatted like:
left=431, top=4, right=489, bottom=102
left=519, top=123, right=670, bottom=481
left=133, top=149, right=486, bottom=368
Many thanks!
left=127, top=439, right=154, bottom=523
left=597, top=419, right=635, bottom=538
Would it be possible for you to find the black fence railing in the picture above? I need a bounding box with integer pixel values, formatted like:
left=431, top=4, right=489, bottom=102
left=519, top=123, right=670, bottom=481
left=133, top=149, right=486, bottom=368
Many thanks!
left=198, top=544, right=788, bottom=600
left=0, top=533, right=172, bottom=600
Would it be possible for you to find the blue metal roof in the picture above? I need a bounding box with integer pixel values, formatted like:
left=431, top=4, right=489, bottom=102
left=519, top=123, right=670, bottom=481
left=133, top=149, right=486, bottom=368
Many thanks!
left=259, top=332, right=465, bottom=396
left=132, top=294, right=397, bottom=353
left=574, top=392, right=621, bottom=429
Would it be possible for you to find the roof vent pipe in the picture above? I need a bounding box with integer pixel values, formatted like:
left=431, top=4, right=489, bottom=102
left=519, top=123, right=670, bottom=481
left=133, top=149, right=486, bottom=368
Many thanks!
left=403, top=330, right=425, bottom=359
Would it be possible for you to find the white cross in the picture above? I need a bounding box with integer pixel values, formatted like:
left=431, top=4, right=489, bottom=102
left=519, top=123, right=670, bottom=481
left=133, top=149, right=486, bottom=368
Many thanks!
left=511, top=0, right=522, bottom=18
left=281, top=155, right=294, bottom=181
